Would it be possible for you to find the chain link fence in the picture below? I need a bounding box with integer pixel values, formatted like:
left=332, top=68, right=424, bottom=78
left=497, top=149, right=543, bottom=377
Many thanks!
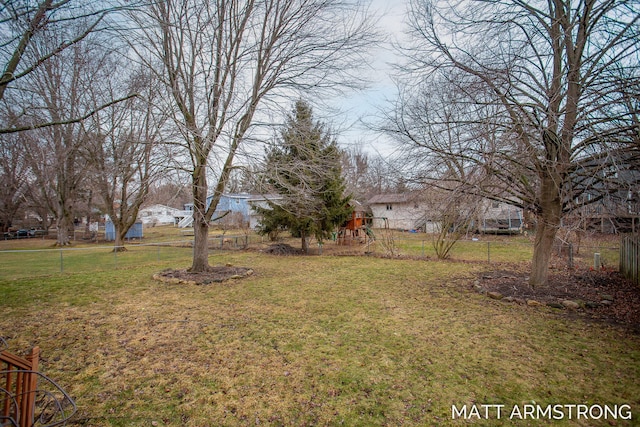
left=0, top=235, right=265, bottom=279
left=0, top=231, right=621, bottom=280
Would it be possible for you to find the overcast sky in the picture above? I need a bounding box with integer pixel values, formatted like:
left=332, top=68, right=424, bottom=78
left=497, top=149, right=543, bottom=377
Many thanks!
left=326, top=0, right=408, bottom=156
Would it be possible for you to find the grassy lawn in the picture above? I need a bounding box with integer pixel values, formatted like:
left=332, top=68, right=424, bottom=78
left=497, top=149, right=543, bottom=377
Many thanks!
left=1, top=243, right=639, bottom=426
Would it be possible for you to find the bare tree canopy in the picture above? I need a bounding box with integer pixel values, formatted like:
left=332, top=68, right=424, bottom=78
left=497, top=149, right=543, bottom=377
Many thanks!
left=82, top=66, right=169, bottom=250
left=386, top=0, right=640, bottom=287
left=126, top=0, right=378, bottom=272
left=18, top=23, right=115, bottom=246
left=0, top=0, right=140, bottom=133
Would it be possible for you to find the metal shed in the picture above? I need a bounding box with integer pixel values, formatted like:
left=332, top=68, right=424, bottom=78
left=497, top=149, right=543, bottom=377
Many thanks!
left=105, top=221, right=143, bottom=241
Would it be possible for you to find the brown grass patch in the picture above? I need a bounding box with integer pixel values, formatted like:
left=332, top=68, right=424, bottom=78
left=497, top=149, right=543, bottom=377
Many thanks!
left=1, top=252, right=639, bottom=426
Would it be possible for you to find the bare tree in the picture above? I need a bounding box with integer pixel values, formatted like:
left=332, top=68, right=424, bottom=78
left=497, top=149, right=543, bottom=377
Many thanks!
left=127, top=0, right=377, bottom=272
left=20, top=24, right=113, bottom=245
left=341, top=145, right=403, bottom=202
left=390, top=0, right=640, bottom=287
left=0, top=131, right=28, bottom=231
left=0, top=1, right=141, bottom=133
left=429, top=187, right=480, bottom=260
left=82, top=67, right=168, bottom=250
left=145, top=179, right=192, bottom=209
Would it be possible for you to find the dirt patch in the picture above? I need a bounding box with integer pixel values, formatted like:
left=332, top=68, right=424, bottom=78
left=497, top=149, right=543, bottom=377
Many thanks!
left=476, top=267, right=640, bottom=331
left=153, top=266, right=254, bottom=285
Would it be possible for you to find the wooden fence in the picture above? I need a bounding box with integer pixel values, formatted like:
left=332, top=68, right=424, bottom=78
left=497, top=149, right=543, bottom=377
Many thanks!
left=620, top=235, right=639, bottom=285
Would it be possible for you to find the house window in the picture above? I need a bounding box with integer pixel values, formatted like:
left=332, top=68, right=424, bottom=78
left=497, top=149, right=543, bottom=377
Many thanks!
left=491, top=201, right=500, bottom=209
left=386, top=204, right=392, bottom=211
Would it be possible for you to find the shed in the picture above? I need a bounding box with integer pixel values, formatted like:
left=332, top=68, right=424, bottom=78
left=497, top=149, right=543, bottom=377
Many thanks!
left=105, top=220, right=143, bottom=241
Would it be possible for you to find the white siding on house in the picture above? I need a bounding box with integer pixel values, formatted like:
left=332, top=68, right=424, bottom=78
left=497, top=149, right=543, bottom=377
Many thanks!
left=247, top=195, right=283, bottom=229
left=368, top=193, right=428, bottom=230
left=139, top=204, right=180, bottom=225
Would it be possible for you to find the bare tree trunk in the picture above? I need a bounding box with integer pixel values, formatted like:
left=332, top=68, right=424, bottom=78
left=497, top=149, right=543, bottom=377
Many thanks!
left=84, top=189, right=92, bottom=236
left=529, top=176, right=562, bottom=287
left=114, top=228, right=126, bottom=252
left=56, top=213, right=72, bottom=246
left=301, top=231, right=309, bottom=254
left=192, top=213, right=210, bottom=272
left=191, top=165, right=210, bottom=272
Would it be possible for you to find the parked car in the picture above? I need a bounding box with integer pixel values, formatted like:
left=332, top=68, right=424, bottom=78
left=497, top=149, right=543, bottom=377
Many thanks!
left=2, top=228, right=45, bottom=239
left=30, top=229, right=47, bottom=237
left=15, top=229, right=30, bottom=238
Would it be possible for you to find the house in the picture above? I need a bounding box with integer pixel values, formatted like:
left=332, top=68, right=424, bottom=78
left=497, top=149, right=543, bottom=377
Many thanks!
left=138, top=204, right=181, bottom=226
left=368, top=192, right=524, bottom=234
left=367, top=193, right=433, bottom=231
left=246, top=194, right=283, bottom=229
left=565, top=149, right=640, bottom=233
left=182, top=193, right=252, bottom=228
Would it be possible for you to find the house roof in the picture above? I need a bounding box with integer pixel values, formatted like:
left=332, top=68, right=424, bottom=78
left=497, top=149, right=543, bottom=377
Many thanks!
left=246, top=194, right=283, bottom=203
left=204, top=193, right=252, bottom=201
left=367, top=193, right=420, bottom=205
left=140, top=204, right=181, bottom=212
left=348, top=199, right=367, bottom=212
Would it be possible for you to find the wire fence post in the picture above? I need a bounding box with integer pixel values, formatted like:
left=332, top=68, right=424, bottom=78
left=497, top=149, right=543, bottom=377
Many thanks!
left=487, top=241, right=491, bottom=263
left=60, top=249, right=64, bottom=273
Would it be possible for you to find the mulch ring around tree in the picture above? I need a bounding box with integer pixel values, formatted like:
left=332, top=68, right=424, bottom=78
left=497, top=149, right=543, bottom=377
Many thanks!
left=153, top=265, right=254, bottom=286
left=474, top=266, right=640, bottom=332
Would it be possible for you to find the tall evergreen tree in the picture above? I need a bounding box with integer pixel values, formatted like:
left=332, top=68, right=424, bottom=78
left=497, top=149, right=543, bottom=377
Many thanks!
left=257, top=100, right=352, bottom=253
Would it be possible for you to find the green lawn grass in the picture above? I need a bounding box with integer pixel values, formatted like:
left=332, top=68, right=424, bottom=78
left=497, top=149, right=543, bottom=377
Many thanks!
left=1, top=247, right=639, bottom=426
left=385, top=231, right=620, bottom=268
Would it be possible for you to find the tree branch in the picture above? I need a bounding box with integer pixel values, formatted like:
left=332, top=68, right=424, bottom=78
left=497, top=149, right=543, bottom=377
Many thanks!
left=0, top=93, right=138, bottom=134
